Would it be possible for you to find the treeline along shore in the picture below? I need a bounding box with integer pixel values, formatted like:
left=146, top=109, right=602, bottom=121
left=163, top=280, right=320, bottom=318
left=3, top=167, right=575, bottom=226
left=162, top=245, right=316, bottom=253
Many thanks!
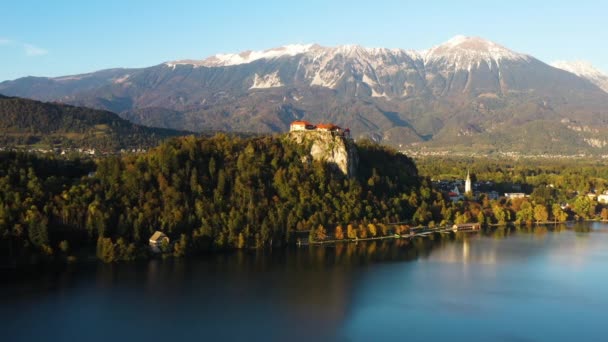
left=2, top=133, right=608, bottom=266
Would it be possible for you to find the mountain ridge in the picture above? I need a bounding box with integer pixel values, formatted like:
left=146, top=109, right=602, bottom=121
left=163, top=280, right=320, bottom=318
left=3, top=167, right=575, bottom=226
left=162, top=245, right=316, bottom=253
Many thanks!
left=551, top=60, right=608, bottom=92
left=0, top=95, right=190, bottom=151
left=1, top=36, right=608, bottom=154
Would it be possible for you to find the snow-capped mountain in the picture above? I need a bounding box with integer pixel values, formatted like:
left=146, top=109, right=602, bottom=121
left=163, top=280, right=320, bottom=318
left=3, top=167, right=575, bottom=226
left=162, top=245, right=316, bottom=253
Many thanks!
left=551, top=60, right=608, bottom=93
left=424, top=35, right=530, bottom=70
left=168, top=44, right=320, bottom=68
left=166, top=43, right=424, bottom=95
left=161, top=36, right=534, bottom=96
left=2, top=36, right=608, bottom=154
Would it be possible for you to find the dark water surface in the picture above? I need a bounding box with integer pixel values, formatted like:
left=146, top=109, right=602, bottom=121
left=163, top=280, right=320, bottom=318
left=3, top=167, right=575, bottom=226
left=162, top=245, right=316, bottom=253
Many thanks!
left=2, top=222, right=608, bottom=341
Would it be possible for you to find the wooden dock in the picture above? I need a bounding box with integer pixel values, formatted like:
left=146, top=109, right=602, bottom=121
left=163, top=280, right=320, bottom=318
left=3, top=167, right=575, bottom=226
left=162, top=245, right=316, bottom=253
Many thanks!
left=301, top=223, right=476, bottom=246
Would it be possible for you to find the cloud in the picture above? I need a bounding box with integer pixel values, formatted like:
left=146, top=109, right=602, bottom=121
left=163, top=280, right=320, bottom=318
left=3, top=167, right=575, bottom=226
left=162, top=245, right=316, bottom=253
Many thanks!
left=23, top=43, right=48, bottom=56
left=0, top=37, right=48, bottom=56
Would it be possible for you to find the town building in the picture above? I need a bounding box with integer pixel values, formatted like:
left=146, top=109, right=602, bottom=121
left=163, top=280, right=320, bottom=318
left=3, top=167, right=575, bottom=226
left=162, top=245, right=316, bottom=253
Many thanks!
left=448, top=185, right=463, bottom=202
left=505, top=193, right=527, bottom=199
left=598, top=192, right=608, bottom=203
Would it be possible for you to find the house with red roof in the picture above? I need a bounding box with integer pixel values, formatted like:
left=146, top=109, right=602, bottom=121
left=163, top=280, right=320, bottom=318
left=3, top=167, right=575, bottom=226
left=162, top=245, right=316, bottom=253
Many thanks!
left=289, top=120, right=316, bottom=131
left=289, top=120, right=351, bottom=138
left=315, top=123, right=341, bottom=132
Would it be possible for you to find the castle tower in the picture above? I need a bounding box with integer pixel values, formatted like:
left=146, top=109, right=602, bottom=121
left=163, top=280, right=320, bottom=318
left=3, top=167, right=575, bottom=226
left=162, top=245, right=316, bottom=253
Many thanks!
left=465, top=170, right=472, bottom=194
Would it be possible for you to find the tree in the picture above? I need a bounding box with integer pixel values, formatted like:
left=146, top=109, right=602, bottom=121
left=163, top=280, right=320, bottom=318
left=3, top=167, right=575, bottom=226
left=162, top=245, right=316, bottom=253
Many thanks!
left=516, top=202, right=534, bottom=225
left=25, top=206, right=48, bottom=248
left=237, top=232, right=246, bottom=249
left=358, top=224, right=368, bottom=239
left=601, top=208, right=608, bottom=221
left=334, top=225, right=344, bottom=240
left=534, top=204, right=549, bottom=223
left=59, top=240, right=69, bottom=254
left=314, top=225, right=327, bottom=241
left=413, top=202, right=431, bottom=225
left=96, top=237, right=115, bottom=263
left=347, top=224, right=357, bottom=239
left=476, top=211, right=486, bottom=225
left=174, top=234, right=190, bottom=256
left=492, top=204, right=507, bottom=225
left=367, top=223, right=377, bottom=237
left=572, top=196, right=593, bottom=219
left=552, top=204, right=568, bottom=222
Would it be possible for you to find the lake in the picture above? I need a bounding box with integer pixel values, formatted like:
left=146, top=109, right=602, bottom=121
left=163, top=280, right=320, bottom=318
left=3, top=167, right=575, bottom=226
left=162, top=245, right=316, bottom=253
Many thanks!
left=2, top=222, right=608, bottom=341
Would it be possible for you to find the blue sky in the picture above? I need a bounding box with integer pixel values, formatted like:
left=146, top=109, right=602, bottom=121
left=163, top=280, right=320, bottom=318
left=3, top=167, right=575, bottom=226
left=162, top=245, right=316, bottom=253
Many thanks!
left=1, top=0, right=606, bottom=81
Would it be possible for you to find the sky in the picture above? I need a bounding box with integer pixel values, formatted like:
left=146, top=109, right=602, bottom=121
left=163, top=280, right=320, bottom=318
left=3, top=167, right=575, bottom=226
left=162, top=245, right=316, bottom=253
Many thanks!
left=1, top=0, right=606, bottom=81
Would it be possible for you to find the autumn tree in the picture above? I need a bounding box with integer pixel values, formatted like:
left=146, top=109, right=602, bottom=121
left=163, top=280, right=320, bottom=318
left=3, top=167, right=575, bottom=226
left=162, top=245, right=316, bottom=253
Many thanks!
left=347, top=224, right=357, bottom=239
left=334, top=225, right=344, bottom=240
left=601, top=208, right=608, bottom=221
left=534, top=204, right=549, bottom=223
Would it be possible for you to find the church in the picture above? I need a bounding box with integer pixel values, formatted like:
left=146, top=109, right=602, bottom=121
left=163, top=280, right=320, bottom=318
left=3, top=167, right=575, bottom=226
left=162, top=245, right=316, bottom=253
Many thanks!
left=447, top=170, right=472, bottom=202
left=465, top=170, right=472, bottom=195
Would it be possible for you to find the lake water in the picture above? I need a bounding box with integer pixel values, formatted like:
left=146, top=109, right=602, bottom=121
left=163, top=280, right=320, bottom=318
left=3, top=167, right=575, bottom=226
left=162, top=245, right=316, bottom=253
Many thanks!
left=2, top=222, right=608, bottom=341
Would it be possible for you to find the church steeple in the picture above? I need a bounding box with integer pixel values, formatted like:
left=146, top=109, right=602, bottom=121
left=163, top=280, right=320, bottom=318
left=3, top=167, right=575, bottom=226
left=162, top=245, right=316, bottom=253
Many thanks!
left=465, top=170, right=472, bottom=194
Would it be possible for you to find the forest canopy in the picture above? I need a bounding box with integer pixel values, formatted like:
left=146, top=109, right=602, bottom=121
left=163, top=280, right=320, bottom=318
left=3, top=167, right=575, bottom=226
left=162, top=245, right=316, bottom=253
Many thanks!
left=0, top=133, right=420, bottom=264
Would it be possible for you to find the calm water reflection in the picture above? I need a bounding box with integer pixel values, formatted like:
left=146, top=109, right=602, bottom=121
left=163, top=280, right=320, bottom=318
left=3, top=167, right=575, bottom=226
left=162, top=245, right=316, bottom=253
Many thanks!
left=2, top=222, right=608, bottom=341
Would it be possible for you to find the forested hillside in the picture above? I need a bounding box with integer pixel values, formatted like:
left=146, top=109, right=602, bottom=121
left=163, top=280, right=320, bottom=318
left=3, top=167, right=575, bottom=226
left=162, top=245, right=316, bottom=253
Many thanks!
left=0, top=134, right=420, bottom=264
left=6, top=132, right=608, bottom=266
left=0, top=95, right=188, bottom=150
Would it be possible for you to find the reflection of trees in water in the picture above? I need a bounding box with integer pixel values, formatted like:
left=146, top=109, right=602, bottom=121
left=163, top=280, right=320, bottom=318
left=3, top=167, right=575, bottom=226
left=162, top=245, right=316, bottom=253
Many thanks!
left=303, top=233, right=456, bottom=267
left=573, top=223, right=592, bottom=233
left=484, top=223, right=579, bottom=241
left=490, top=227, right=510, bottom=240
left=534, top=226, right=548, bottom=239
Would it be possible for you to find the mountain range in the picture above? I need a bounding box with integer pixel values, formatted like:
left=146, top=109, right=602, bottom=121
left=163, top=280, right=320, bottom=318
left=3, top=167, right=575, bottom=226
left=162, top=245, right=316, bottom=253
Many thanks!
left=1, top=35, right=608, bottom=155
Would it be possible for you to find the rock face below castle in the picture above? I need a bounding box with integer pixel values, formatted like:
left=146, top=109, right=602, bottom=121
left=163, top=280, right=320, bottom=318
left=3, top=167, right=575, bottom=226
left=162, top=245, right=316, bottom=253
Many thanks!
left=289, top=131, right=358, bottom=178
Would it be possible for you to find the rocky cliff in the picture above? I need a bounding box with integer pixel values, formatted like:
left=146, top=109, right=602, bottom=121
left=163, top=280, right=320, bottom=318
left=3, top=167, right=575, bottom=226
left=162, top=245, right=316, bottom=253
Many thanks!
left=288, top=131, right=358, bottom=178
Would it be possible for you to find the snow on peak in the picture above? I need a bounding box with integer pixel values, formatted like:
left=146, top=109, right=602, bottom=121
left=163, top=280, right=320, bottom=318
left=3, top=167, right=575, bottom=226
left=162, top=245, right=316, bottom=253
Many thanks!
left=181, top=44, right=318, bottom=67
left=552, top=60, right=608, bottom=92
left=551, top=60, right=606, bottom=78
left=425, top=35, right=530, bottom=70
left=442, top=35, right=472, bottom=48
left=165, top=43, right=425, bottom=70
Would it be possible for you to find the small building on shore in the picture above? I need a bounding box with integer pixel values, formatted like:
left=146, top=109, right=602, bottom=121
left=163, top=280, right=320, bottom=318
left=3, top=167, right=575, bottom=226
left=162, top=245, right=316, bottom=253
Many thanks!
left=452, top=223, right=481, bottom=232
left=149, top=231, right=169, bottom=253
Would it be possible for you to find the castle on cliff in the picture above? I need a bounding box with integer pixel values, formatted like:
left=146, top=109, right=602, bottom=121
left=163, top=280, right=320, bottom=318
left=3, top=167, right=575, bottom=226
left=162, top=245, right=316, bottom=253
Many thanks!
left=290, top=120, right=351, bottom=138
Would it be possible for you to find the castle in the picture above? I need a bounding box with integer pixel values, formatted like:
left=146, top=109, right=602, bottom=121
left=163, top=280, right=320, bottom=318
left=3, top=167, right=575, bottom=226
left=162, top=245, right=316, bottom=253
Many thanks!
left=290, top=120, right=351, bottom=138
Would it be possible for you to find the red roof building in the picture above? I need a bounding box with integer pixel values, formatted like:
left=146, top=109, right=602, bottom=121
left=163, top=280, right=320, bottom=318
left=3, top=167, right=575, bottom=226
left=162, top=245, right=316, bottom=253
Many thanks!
left=290, top=120, right=316, bottom=131
left=316, top=123, right=341, bottom=131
